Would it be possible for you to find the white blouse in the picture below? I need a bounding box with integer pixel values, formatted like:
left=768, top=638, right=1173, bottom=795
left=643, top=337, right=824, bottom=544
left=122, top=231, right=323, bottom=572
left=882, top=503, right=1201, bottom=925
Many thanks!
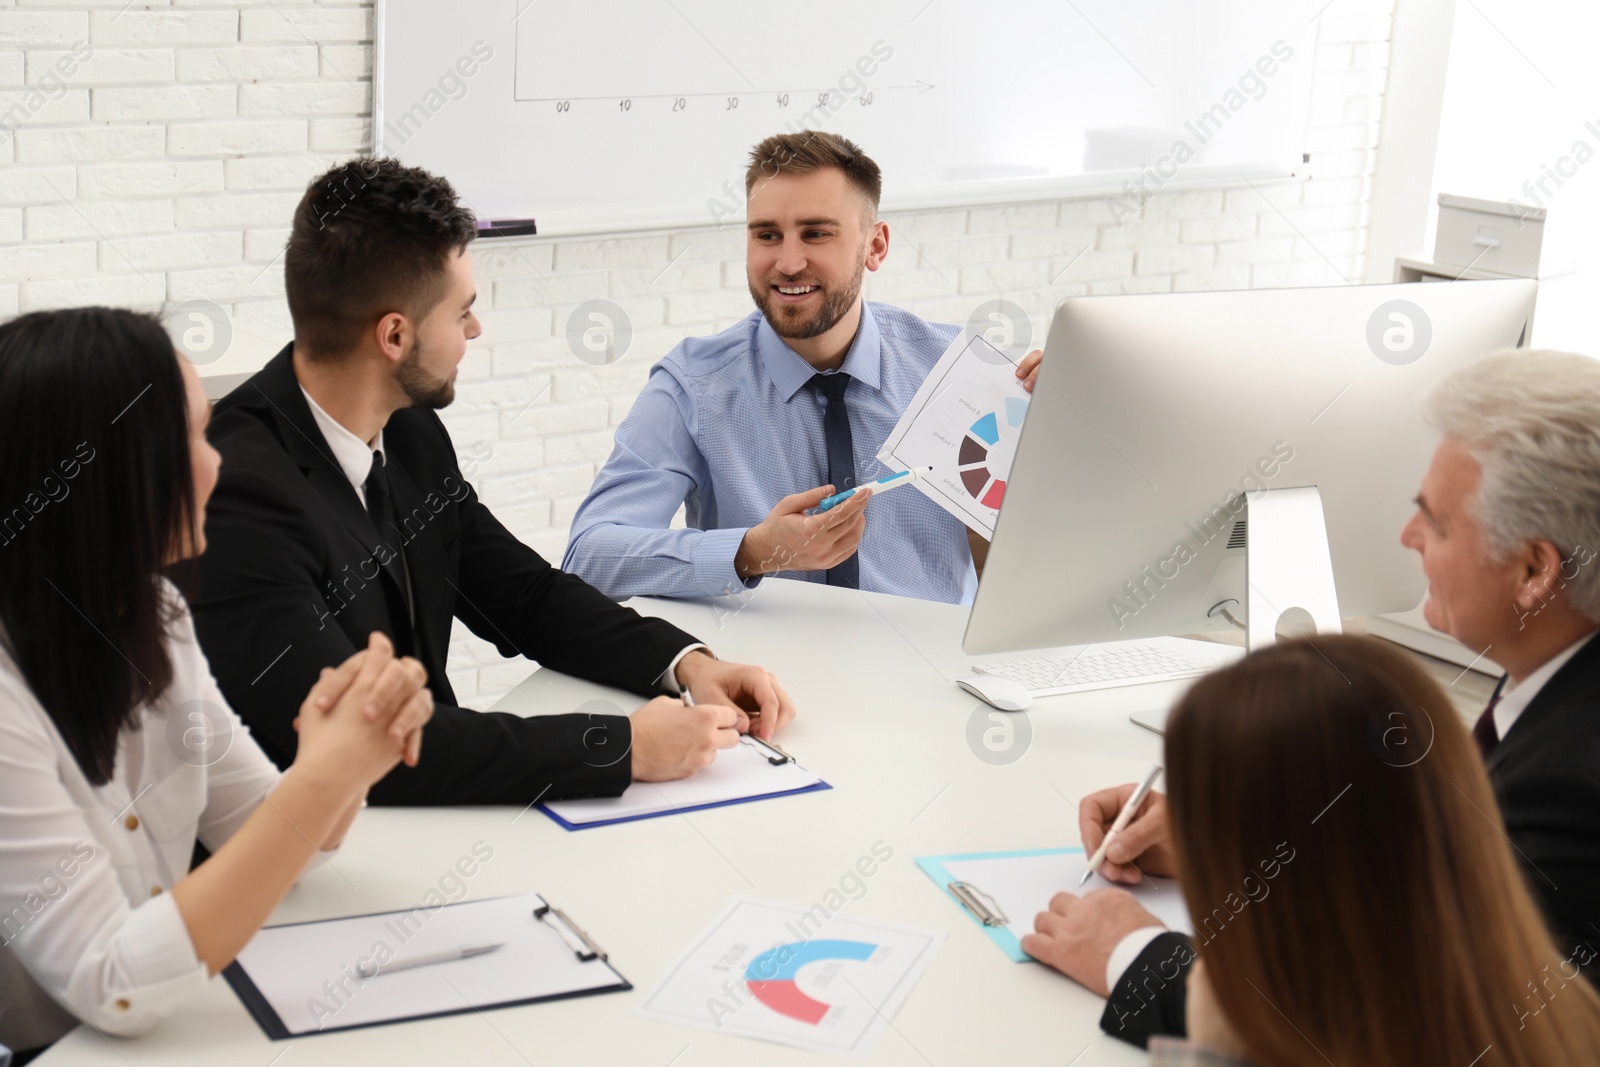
left=0, top=585, right=283, bottom=1051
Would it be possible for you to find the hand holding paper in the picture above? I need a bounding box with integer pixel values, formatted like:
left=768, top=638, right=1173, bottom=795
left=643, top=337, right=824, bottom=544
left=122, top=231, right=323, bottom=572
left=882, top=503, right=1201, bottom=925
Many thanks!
left=876, top=331, right=1033, bottom=537
left=1017, top=347, right=1043, bottom=392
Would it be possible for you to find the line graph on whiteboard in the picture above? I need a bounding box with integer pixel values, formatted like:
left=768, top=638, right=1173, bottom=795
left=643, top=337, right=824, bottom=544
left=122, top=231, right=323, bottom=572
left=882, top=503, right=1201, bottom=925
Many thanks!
left=514, top=5, right=922, bottom=112
left=377, top=0, right=1317, bottom=231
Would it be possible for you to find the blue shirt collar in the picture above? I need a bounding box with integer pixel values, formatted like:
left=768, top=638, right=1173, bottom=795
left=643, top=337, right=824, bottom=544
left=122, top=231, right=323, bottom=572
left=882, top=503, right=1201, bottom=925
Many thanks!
left=755, top=302, right=883, bottom=401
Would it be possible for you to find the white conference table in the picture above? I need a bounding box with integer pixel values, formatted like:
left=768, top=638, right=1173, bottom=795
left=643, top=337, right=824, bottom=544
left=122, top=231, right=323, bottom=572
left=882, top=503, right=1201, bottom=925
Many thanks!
left=39, top=580, right=1206, bottom=1067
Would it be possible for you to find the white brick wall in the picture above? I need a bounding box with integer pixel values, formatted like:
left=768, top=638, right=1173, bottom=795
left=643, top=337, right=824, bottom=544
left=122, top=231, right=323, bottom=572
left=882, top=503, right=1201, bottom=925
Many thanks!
left=0, top=1, right=1395, bottom=706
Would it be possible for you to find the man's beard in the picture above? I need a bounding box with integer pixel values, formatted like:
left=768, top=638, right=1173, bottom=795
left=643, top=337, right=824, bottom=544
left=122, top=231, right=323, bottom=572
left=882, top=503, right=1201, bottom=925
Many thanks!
left=396, top=338, right=455, bottom=409
left=749, top=257, right=866, bottom=341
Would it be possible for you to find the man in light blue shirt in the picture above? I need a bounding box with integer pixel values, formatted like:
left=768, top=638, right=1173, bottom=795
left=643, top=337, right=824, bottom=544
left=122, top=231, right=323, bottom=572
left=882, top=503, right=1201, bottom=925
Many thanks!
left=564, top=132, right=1038, bottom=604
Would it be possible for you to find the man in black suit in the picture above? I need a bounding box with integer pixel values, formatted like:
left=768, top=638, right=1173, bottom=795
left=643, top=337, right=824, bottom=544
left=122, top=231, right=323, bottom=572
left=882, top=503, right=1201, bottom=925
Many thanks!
left=189, top=158, right=796, bottom=806
left=1021, top=348, right=1600, bottom=1045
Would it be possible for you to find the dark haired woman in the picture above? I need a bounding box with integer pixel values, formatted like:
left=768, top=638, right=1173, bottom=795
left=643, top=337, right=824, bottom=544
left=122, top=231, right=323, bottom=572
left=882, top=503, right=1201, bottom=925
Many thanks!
left=0, top=307, right=434, bottom=1059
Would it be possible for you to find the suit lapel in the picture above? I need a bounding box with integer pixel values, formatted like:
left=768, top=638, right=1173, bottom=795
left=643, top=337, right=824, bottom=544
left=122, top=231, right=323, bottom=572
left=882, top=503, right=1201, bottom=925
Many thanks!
left=249, top=346, right=384, bottom=553
left=1489, top=631, right=1600, bottom=774
left=248, top=345, right=415, bottom=651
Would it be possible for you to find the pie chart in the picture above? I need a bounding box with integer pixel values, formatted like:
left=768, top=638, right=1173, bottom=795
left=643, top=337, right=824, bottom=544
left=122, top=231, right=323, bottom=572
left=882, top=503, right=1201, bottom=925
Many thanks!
left=957, top=395, right=1029, bottom=509
left=744, top=939, right=878, bottom=1024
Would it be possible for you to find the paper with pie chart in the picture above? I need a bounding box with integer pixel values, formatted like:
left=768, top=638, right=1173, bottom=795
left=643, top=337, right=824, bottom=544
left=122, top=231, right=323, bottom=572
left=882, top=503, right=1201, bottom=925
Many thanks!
left=878, top=331, right=1031, bottom=538
left=636, top=897, right=944, bottom=1057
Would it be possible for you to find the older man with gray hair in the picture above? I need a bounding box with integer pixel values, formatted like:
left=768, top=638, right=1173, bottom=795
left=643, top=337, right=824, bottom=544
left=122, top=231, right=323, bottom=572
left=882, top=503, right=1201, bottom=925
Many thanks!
left=1022, top=348, right=1600, bottom=1048
left=1398, top=348, right=1600, bottom=949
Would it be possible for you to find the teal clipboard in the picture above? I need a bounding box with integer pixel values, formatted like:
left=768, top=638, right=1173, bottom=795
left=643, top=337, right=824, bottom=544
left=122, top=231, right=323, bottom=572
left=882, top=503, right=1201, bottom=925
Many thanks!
left=915, top=847, right=1085, bottom=964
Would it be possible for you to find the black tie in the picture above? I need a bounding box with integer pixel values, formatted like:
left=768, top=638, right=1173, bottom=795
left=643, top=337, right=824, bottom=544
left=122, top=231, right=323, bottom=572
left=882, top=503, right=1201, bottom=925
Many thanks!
left=363, top=450, right=415, bottom=650
left=1472, top=677, right=1506, bottom=760
left=808, top=372, right=859, bottom=589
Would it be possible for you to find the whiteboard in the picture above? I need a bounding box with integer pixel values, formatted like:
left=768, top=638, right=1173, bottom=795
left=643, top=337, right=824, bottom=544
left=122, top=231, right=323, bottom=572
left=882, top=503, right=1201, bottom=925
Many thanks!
left=375, top=1, right=1317, bottom=236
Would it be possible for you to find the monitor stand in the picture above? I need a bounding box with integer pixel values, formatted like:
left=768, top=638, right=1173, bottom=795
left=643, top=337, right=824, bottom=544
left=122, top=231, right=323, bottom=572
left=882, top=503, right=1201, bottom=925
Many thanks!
left=1130, top=486, right=1342, bottom=737
left=1244, top=486, right=1344, bottom=651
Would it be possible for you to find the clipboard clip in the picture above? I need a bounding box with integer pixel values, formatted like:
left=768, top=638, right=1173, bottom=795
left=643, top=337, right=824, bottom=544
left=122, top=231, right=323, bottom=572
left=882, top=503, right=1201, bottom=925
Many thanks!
left=948, top=881, right=1008, bottom=926
left=741, top=734, right=795, bottom=765
left=533, top=903, right=608, bottom=961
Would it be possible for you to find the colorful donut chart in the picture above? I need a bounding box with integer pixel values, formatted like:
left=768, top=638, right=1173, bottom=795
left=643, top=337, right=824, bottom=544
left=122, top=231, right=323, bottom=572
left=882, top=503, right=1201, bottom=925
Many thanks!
left=743, top=939, right=879, bottom=1024
left=957, top=396, right=1029, bottom=510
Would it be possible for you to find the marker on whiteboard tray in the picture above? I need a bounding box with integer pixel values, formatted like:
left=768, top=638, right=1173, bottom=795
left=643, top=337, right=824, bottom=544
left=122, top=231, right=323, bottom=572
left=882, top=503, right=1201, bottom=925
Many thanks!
left=817, top=466, right=934, bottom=511
left=477, top=217, right=539, bottom=238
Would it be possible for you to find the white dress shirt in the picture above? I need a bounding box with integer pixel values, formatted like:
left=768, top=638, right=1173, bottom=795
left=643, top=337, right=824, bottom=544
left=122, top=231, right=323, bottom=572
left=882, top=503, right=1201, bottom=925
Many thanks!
left=1104, top=916, right=1170, bottom=996
left=0, top=583, right=283, bottom=1051
left=298, top=384, right=705, bottom=691
left=1491, top=630, right=1596, bottom=741
left=299, top=384, right=385, bottom=509
left=1103, top=628, right=1600, bottom=994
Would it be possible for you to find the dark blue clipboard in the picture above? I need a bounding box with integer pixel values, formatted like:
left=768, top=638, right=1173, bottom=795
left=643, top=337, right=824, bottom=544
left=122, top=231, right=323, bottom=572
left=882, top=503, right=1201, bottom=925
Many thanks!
left=537, top=779, right=832, bottom=831
left=223, top=893, right=630, bottom=1040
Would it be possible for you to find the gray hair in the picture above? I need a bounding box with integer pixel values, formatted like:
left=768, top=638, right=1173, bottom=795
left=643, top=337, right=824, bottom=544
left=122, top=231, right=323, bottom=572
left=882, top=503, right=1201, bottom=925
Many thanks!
left=1424, top=349, right=1600, bottom=619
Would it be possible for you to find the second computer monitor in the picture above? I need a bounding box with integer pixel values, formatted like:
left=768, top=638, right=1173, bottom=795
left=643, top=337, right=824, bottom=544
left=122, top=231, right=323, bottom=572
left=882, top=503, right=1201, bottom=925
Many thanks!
left=963, top=278, right=1538, bottom=656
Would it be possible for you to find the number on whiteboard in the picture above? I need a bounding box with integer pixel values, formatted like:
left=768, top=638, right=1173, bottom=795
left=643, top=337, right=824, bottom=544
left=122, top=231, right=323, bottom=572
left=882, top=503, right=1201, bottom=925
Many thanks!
left=672, top=97, right=686, bottom=112
left=618, top=98, right=632, bottom=112
left=555, top=100, right=570, bottom=113
left=776, top=93, right=789, bottom=107
left=725, top=97, right=739, bottom=110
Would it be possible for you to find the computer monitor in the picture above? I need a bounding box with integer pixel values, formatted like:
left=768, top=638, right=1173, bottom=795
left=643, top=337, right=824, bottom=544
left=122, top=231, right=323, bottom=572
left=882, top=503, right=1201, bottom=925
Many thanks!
left=963, top=278, right=1538, bottom=656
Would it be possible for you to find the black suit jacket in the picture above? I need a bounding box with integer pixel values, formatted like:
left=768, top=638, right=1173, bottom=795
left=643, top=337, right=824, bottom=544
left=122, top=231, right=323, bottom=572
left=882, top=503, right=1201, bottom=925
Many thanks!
left=1102, top=632, right=1600, bottom=1048
left=1487, top=631, right=1600, bottom=956
left=185, top=344, right=702, bottom=805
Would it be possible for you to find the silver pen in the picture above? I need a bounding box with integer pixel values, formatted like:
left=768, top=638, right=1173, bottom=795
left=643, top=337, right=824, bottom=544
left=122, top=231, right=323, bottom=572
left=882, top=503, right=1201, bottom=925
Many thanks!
left=1080, top=764, right=1164, bottom=886
left=357, top=941, right=505, bottom=979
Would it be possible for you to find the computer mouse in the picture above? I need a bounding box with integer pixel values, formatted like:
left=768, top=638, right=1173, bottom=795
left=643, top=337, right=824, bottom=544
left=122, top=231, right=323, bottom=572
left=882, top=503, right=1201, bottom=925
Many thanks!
left=955, top=673, right=1033, bottom=712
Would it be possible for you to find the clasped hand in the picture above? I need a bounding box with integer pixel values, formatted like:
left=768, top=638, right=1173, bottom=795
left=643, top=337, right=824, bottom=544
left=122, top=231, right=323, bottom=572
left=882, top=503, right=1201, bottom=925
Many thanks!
left=292, top=632, right=434, bottom=788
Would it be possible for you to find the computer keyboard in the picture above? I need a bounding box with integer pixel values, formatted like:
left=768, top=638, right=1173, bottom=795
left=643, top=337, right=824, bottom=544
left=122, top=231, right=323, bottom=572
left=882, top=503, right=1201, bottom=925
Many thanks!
left=972, top=636, right=1240, bottom=697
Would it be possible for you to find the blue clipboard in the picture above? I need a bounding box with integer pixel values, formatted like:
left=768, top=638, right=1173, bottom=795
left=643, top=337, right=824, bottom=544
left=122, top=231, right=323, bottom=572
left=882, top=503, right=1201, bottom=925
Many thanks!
left=537, top=779, right=832, bottom=831
left=916, top=847, right=1086, bottom=963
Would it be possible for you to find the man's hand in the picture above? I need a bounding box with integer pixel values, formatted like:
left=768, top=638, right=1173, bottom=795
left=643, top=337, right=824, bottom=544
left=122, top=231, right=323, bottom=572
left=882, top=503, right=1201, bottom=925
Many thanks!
left=734, top=484, right=871, bottom=579
left=1017, top=348, right=1043, bottom=392
left=1020, top=888, right=1165, bottom=997
left=629, top=695, right=742, bottom=782
left=675, top=651, right=797, bottom=741
left=1080, top=785, right=1176, bottom=884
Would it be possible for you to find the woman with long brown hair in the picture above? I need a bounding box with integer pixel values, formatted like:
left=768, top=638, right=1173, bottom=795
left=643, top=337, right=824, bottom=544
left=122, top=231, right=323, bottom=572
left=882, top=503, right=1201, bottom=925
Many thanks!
left=1154, top=634, right=1600, bottom=1066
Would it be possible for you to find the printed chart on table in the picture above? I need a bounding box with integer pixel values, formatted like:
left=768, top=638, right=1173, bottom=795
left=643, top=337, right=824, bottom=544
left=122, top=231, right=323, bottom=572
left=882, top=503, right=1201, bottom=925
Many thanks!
left=878, top=332, right=1031, bottom=538
left=637, top=898, right=943, bottom=1057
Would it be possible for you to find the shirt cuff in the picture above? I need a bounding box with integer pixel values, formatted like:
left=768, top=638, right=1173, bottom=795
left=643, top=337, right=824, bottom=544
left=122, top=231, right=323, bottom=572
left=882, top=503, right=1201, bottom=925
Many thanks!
left=693, top=526, right=762, bottom=597
left=1106, top=925, right=1168, bottom=996
left=1148, top=1037, right=1254, bottom=1066
left=94, top=891, right=210, bottom=1032
left=660, top=644, right=711, bottom=695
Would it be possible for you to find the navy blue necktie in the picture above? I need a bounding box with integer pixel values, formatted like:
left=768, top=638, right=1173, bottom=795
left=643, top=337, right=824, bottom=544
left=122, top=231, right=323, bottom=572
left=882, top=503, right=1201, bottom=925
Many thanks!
left=809, top=372, right=859, bottom=589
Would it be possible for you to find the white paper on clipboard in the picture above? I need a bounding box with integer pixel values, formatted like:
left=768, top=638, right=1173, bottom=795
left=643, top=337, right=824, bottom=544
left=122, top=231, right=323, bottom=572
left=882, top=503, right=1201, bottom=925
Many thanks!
left=877, top=331, right=1030, bottom=538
